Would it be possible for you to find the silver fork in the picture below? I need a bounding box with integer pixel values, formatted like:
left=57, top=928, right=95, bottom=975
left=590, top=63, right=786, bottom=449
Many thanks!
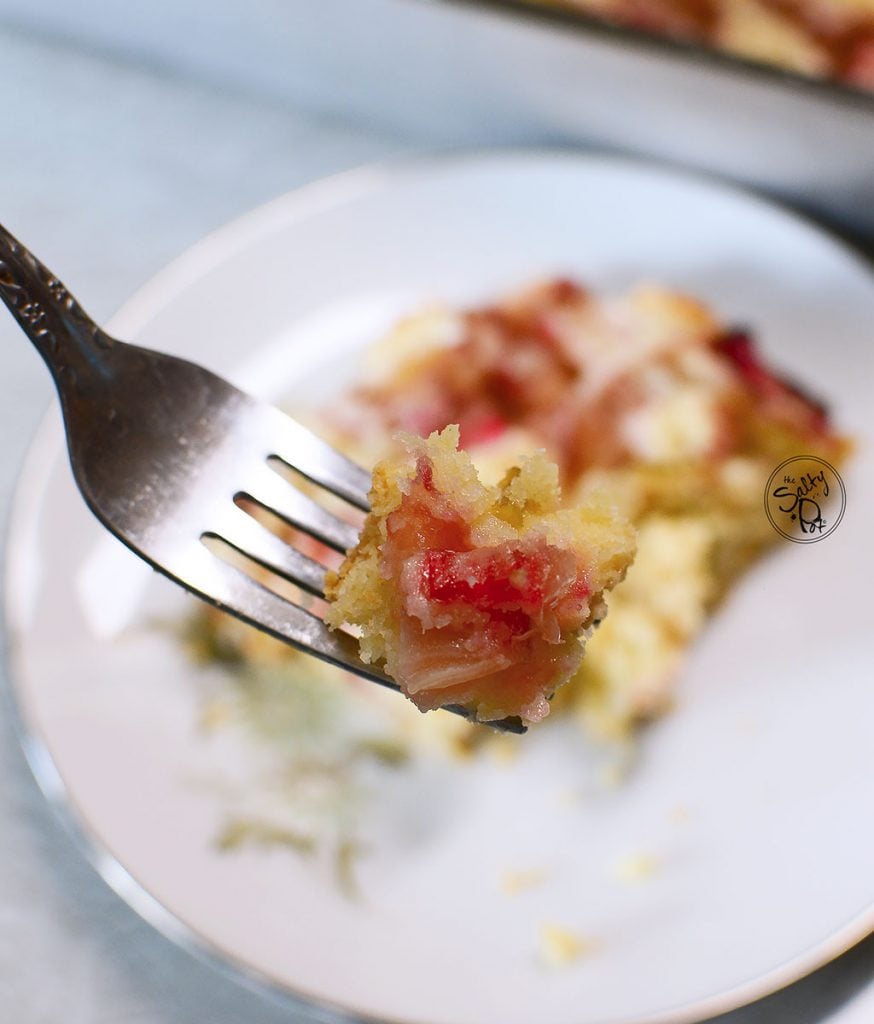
left=0, top=223, right=525, bottom=735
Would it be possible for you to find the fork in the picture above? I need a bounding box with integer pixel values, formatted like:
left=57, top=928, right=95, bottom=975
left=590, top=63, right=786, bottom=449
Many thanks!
left=0, top=222, right=525, bottom=735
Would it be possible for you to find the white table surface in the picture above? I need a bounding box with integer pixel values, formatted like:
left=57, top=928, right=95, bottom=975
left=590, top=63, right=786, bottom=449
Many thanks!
left=1, top=22, right=874, bottom=1024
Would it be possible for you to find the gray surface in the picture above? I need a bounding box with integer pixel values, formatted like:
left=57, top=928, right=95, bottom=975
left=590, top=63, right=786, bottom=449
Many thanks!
left=1, top=21, right=874, bottom=1024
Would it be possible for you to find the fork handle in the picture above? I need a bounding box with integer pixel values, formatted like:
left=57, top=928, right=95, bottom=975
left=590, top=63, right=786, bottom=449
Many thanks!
left=0, top=221, right=115, bottom=388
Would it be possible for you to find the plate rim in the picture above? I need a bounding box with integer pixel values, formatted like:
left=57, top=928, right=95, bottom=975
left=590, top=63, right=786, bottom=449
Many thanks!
left=4, top=147, right=874, bottom=1024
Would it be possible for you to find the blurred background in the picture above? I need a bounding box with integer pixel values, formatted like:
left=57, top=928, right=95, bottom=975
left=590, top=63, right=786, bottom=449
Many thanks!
left=1, top=2, right=873, bottom=1022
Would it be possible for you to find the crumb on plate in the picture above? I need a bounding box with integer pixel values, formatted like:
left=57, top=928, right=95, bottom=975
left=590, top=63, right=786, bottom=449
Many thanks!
left=539, top=924, right=595, bottom=966
left=500, top=868, right=549, bottom=894
left=612, top=851, right=659, bottom=883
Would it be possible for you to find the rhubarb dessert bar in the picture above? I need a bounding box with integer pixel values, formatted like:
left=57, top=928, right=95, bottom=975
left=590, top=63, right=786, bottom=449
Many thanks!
left=192, top=277, right=848, bottom=741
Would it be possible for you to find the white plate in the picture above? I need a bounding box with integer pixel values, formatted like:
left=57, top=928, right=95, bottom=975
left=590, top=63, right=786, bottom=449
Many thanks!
left=6, top=152, right=874, bottom=1024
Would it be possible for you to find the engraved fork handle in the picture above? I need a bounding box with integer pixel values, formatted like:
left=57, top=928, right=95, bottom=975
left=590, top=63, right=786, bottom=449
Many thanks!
left=0, top=222, right=114, bottom=390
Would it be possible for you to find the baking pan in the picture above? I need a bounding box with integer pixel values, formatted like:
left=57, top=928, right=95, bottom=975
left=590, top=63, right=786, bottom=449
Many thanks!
left=425, top=0, right=874, bottom=235
left=4, top=0, right=874, bottom=234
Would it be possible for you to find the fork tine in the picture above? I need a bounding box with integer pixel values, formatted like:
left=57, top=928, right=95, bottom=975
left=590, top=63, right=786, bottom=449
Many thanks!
left=180, top=541, right=384, bottom=670
left=238, top=463, right=360, bottom=554
left=206, top=504, right=328, bottom=599
left=175, top=544, right=526, bottom=734
left=263, top=406, right=372, bottom=511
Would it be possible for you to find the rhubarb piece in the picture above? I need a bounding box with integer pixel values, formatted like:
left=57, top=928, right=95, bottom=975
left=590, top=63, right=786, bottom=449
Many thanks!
left=325, top=426, right=635, bottom=724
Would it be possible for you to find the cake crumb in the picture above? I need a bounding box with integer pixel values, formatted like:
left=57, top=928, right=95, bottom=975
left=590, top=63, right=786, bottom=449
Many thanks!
left=500, top=868, right=548, bottom=895
left=489, top=735, right=521, bottom=765
left=597, top=746, right=637, bottom=788
left=199, top=698, right=233, bottom=732
left=612, top=851, right=659, bottom=883
left=539, top=924, right=594, bottom=966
